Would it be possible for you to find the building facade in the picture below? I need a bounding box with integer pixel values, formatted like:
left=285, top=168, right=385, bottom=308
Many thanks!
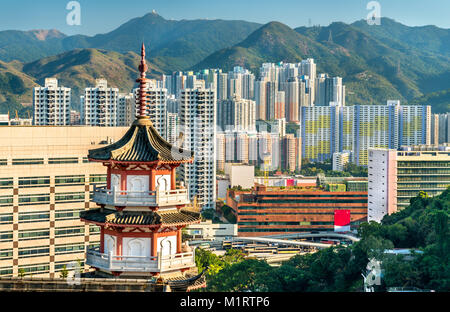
left=33, top=78, right=71, bottom=126
left=179, top=87, right=217, bottom=210
left=301, top=102, right=431, bottom=166
left=227, top=184, right=367, bottom=237
left=0, top=126, right=128, bottom=277
left=368, top=146, right=450, bottom=222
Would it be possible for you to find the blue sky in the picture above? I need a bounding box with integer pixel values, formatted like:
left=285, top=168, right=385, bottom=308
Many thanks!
left=1, top=0, right=449, bottom=35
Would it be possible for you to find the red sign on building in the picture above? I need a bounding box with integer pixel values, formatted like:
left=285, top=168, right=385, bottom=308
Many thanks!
left=334, top=210, right=351, bottom=232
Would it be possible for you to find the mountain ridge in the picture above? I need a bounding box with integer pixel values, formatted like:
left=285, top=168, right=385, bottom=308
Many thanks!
left=0, top=14, right=449, bottom=115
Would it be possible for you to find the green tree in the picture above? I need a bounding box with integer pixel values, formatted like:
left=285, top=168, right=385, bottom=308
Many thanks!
left=206, top=259, right=272, bottom=292
left=18, top=268, right=25, bottom=278
left=59, top=265, right=69, bottom=279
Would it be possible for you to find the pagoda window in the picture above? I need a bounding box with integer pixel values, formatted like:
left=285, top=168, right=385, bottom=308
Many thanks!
left=123, top=238, right=150, bottom=257
left=104, top=235, right=116, bottom=255
left=157, top=235, right=177, bottom=256
left=111, top=174, right=120, bottom=190
left=127, top=175, right=149, bottom=193
left=156, top=175, right=171, bottom=192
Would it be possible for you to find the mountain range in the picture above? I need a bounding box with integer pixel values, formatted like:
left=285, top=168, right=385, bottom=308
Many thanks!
left=0, top=12, right=449, bottom=115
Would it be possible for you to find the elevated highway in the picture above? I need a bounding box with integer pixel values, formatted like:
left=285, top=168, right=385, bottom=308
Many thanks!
left=232, top=232, right=360, bottom=249
left=263, top=232, right=361, bottom=242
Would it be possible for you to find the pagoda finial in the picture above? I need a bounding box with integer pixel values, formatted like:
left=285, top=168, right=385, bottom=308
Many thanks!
left=137, top=42, right=149, bottom=118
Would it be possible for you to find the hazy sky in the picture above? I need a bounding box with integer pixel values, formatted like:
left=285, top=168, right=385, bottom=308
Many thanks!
left=0, top=0, right=449, bottom=36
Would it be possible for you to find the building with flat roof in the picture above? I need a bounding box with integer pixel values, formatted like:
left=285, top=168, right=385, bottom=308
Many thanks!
left=33, top=78, right=71, bottom=126
left=333, top=152, right=351, bottom=171
left=185, top=220, right=237, bottom=241
left=301, top=101, right=431, bottom=166
left=226, top=184, right=367, bottom=237
left=0, top=126, right=128, bottom=277
left=368, top=146, right=450, bottom=222
left=81, top=79, right=119, bottom=126
left=224, top=163, right=255, bottom=190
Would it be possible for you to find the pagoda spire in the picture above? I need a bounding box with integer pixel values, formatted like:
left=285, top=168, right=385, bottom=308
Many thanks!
left=137, top=42, right=149, bottom=118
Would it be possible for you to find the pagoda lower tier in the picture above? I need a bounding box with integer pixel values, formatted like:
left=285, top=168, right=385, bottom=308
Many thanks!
left=80, top=208, right=201, bottom=278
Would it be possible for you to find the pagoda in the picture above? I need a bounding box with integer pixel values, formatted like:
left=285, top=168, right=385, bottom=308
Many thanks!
left=80, top=44, right=203, bottom=288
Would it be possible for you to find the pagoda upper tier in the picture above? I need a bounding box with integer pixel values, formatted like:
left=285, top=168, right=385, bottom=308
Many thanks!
left=88, top=117, right=193, bottom=165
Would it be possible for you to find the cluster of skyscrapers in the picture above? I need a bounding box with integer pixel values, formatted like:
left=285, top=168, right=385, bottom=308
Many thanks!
left=32, top=59, right=440, bottom=211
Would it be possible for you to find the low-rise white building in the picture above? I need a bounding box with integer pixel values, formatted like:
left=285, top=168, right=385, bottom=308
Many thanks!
left=333, top=151, right=351, bottom=171
left=186, top=220, right=237, bottom=241
left=224, top=163, right=254, bottom=189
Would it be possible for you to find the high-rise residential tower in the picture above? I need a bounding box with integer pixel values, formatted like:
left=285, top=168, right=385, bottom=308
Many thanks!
left=33, top=78, right=71, bottom=126
left=81, top=79, right=119, bottom=126
left=179, top=87, right=217, bottom=210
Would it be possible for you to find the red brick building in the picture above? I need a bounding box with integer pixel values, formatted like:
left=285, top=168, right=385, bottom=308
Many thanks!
left=226, top=184, right=367, bottom=237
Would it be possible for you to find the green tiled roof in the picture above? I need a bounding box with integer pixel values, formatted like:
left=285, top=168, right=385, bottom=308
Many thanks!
left=88, top=117, right=193, bottom=163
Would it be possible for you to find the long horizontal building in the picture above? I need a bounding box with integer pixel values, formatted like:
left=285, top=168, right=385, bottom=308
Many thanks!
left=368, top=145, right=450, bottom=222
left=301, top=101, right=431, bottom=166
left=226, top=182, right=367, bottom=237
left=0, top=126, right=128, bottom=278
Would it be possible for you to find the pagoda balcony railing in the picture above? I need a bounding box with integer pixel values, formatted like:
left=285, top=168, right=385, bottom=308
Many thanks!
left=86, top=248, right=196, bottom=273
left=92, top=185, right=190, bottom=207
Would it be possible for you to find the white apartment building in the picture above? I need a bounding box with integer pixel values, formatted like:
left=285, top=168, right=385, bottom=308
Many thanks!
left=118, top=93, right=134, bottom=126
left=185, top=220, right=237, bottom=241
left=332, top=152, right=351, bottom=171
left=166, top=112, right=179, bottom=145
left=218, top=96, right=256, bottom=132
left=33, top=78, right=71, bottom=126
left=179, top=88, right=216, bottom=210
left=81, top=79, right=119, bottom=126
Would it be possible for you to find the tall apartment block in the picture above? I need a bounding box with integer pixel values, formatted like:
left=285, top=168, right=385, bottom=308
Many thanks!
left=33, top=78, right=71, bottom=126
left=301, top=104, right=340, bottom=162
left=217, top=96, right=256, bottom=132
left=166, top=112, right=179, bottom=145
left=315, top=75, right=345, bottom=107
left=118, top=93, right=134, bottom=126
left=81, top=79, right=119, bottom=126
left=216, top=130, right=300, bottom=173
left=437, top=113, right=450, bottom=144
left=301, top=101, right=431, bottom=166
left=254, top=80, right=267, bottom=120
left=0, top=126, right=128, bottom=277
left=368, top=146, right=450, bottom=222
left=179, top=88, right=217, bottom=210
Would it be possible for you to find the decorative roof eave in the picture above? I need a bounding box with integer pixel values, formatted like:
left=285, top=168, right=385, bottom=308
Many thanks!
left=80, top=209, right=201, bottom=228
left=81, top=218, right=201, bottom=228
left=88, top=158, right=194, bottom=166
left=80, top=218, right=160, bottom=229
